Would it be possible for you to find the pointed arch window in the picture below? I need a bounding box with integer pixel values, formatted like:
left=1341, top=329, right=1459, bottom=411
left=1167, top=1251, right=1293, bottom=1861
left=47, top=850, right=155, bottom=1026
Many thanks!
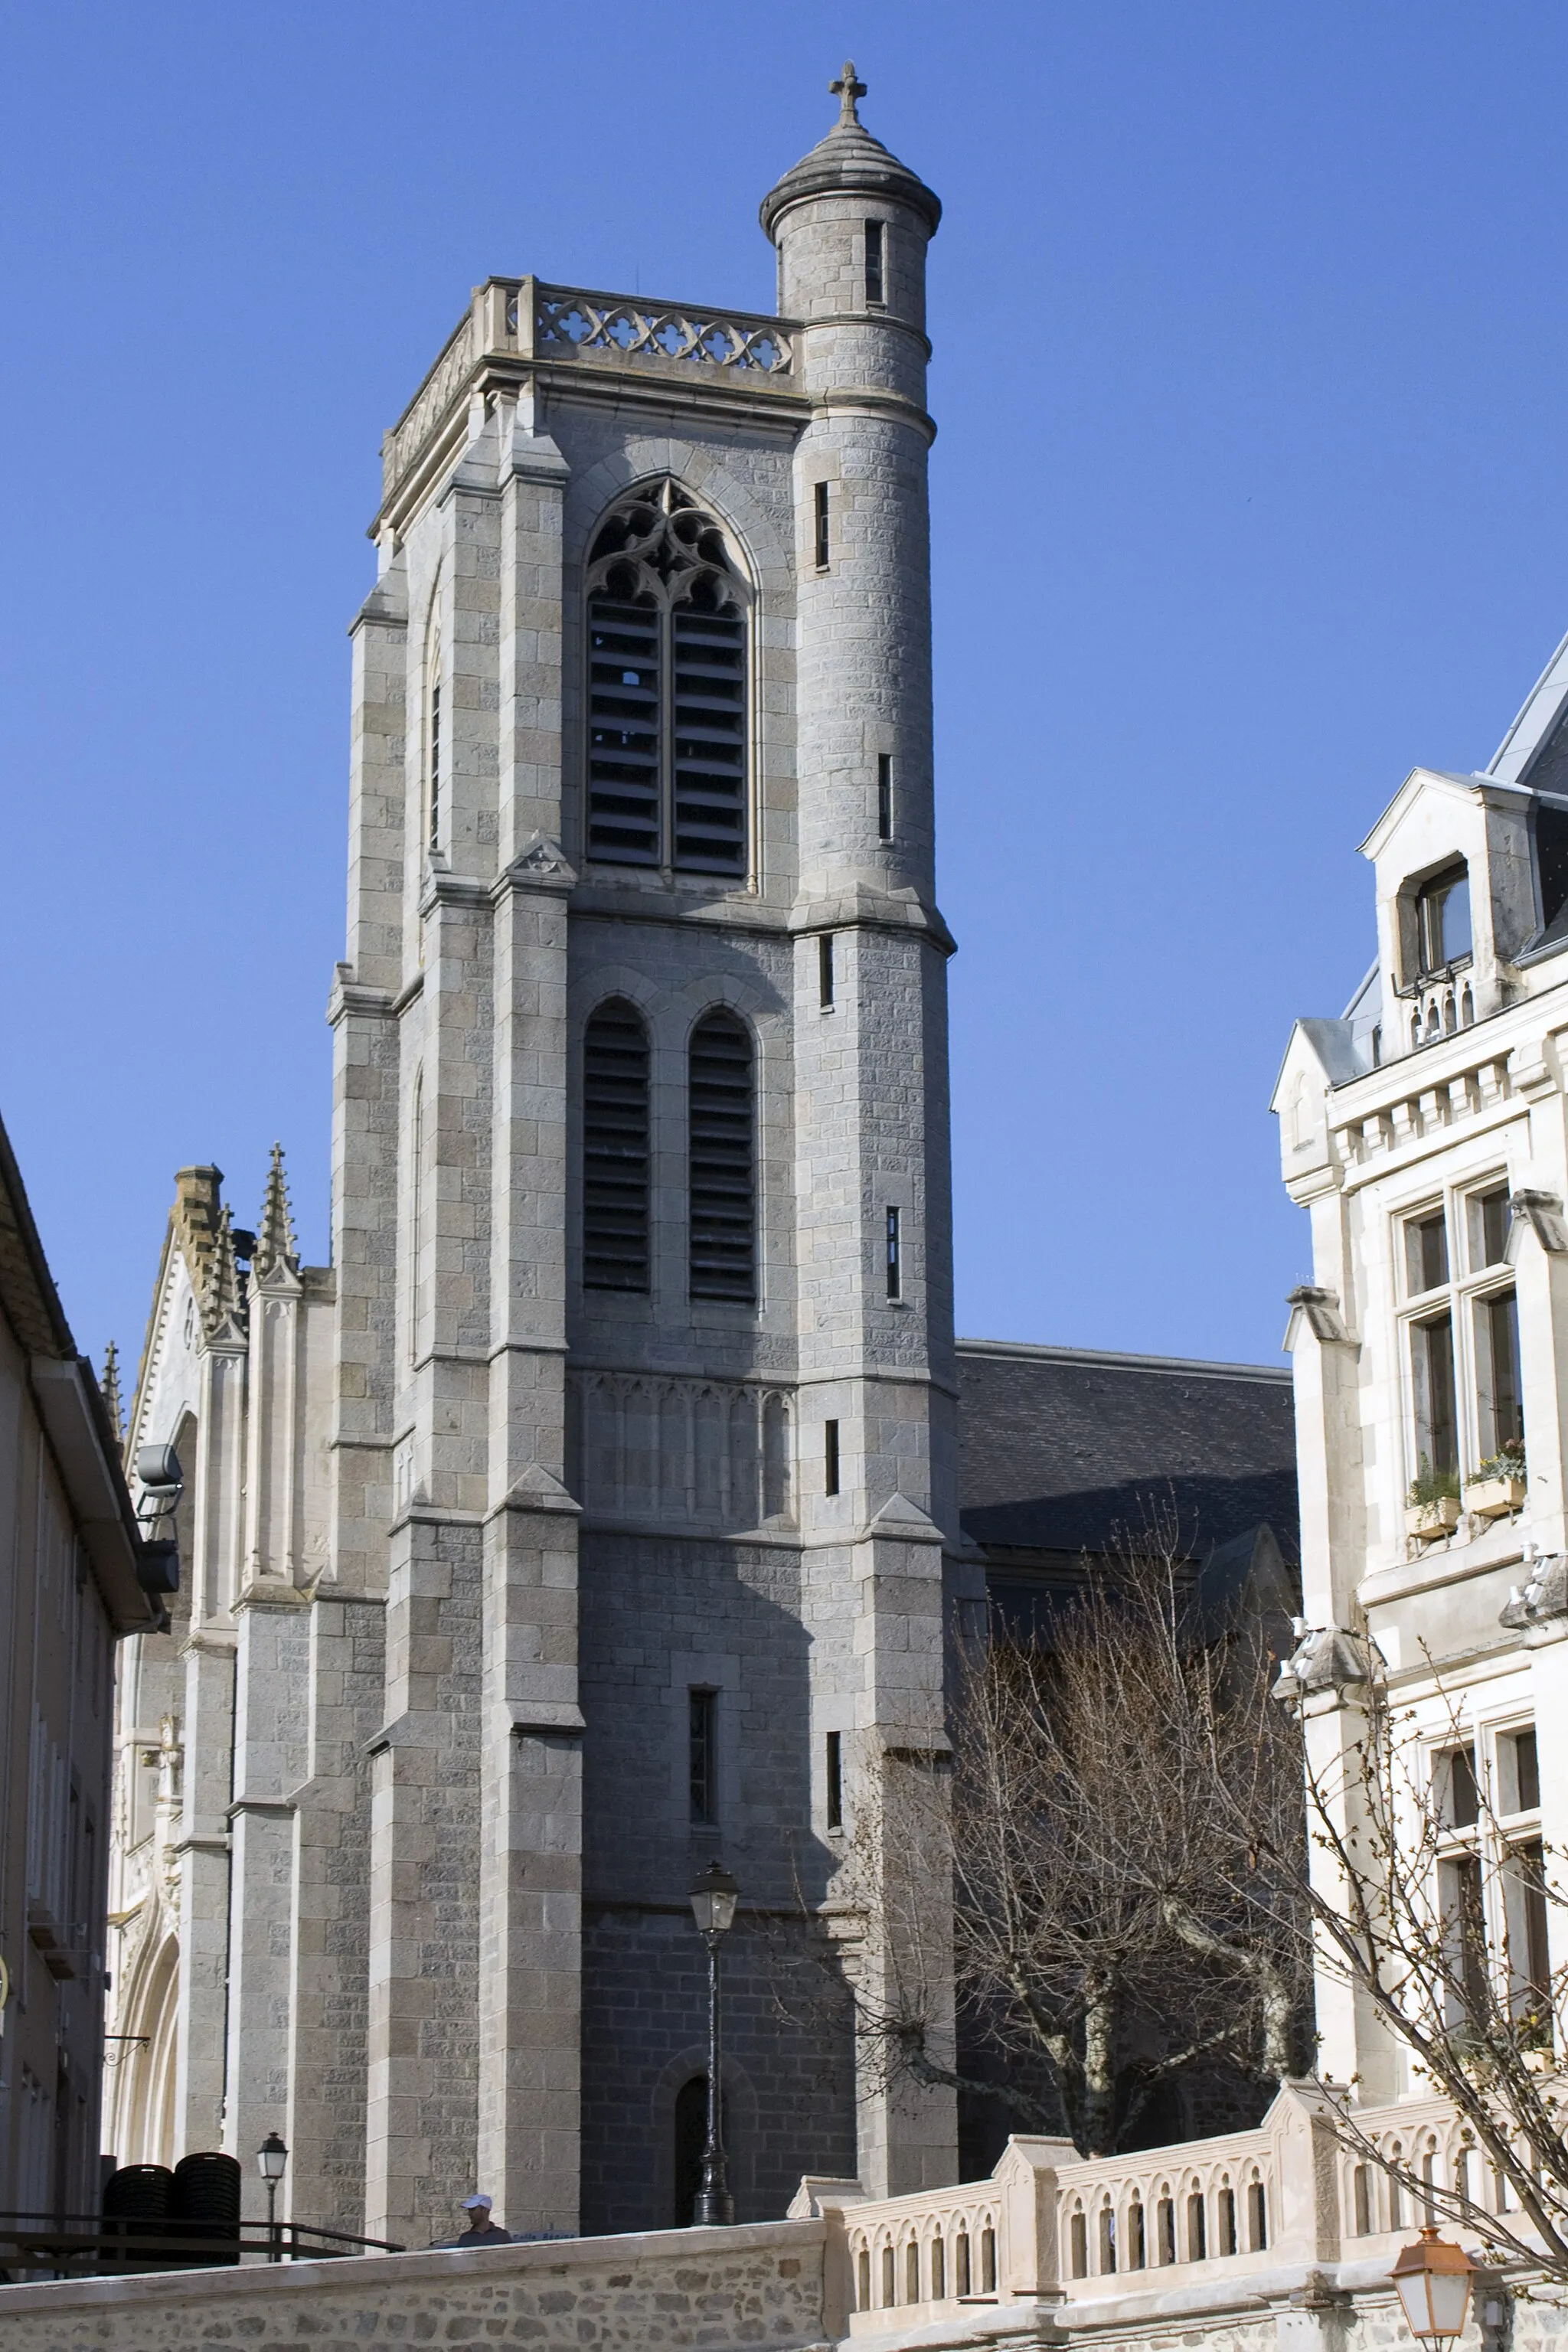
left=583, top=1001, right=651, bottom=1291
left=586, top=480, right=750, bottom=878
left=424, top=622, right=443, bottom=858
left=688, top=1011, right=756, bottom=1303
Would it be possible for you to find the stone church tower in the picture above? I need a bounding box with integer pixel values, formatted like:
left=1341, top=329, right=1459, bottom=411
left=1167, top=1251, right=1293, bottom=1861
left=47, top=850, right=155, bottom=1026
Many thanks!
left=107, top=72, right=965, bottom=2244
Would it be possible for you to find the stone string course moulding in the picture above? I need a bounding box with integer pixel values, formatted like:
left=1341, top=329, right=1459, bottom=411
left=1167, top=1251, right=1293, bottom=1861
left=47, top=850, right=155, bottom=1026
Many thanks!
left=0, top=2221, right=829, bottom=2352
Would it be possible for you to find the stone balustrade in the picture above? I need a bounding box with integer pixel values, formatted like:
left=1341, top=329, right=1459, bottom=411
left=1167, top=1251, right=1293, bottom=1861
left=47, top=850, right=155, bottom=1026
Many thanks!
left=1335, top=1050, right=1512, bottom=1167
left=816, top=2080, right=1495, bottom=2340
left=380, top=276, right=801, bottom=502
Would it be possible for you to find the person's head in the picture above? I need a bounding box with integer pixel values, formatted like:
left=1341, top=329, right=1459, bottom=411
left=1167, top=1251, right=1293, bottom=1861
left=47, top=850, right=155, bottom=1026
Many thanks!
left=462, top=2194, right=492, bottom=2221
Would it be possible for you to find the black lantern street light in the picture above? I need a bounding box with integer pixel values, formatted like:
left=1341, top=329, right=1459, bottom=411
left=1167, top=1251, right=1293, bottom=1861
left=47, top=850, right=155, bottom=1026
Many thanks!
left=1391, top=2228, right=1477, bottom=2352
left=257, top=2133, right=289, bottom=2262
left=688, top=1861, right=740, bottom=2226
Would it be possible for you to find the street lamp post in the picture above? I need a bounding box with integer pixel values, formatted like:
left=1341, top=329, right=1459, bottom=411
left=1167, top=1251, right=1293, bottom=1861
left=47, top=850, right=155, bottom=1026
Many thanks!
left=688, top=1862, right=739, bottom=2226
left=256, top=2133, right=288, bottom=2263
left=1391, top=2227, right=1477, bottom=2352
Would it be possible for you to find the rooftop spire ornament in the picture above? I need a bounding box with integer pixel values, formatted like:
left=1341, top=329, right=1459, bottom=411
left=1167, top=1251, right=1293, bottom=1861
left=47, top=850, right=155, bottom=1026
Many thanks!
left=100, top=1340, right=123, bottom=1449
left=829, top=60, right=866, bottom=126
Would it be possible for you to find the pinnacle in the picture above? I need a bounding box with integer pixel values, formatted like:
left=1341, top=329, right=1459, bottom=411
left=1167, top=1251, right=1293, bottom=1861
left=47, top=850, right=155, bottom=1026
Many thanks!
left=100, top=1340, right=124, bottom=1449
left=204, top=1207, right=242, bottom=1332
left=254, top=1141, right=298, bottom=1277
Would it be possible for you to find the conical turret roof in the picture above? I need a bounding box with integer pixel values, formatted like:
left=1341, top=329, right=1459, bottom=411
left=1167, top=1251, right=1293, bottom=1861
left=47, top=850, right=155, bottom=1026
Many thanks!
left=760, top=63, right=941, bottom=241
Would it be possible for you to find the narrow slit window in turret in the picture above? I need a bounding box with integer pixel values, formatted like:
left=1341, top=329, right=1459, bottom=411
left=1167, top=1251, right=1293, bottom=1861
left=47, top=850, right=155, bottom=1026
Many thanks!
left=585, top=479, right=750, bottom=877
left=864, top=218, right=884, bottom=305
left=583, top=999, right=651, bottom=1290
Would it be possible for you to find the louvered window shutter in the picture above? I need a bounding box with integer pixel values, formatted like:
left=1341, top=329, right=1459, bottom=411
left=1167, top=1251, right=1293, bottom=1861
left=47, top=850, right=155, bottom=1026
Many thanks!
left=672, top=600, right=746, bottom=874
left=583, top=1001, right=651, bottom=1290
left=688, top=1012, right=756, bottom=1302
left=587, top=596, right=661, bottom=864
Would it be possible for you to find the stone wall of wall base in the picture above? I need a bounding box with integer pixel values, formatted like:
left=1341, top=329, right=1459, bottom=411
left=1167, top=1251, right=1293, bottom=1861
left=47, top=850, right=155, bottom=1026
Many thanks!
left=0, top=2216, right=828, bottom=2352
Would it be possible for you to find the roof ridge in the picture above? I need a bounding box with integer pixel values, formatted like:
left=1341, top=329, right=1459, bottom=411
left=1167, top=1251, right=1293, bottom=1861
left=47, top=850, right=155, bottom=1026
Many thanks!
left=955, top=1338, right=1291, bottom=1381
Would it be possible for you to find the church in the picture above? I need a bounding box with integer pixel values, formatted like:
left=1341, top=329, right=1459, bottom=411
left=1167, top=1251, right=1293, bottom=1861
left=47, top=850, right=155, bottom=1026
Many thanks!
left=103, top=74, right=1296, bottom=2248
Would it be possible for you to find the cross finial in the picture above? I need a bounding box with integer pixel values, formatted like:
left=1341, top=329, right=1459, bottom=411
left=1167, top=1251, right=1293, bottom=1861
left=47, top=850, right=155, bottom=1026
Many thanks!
left=830, top=60, right=866, bottom=126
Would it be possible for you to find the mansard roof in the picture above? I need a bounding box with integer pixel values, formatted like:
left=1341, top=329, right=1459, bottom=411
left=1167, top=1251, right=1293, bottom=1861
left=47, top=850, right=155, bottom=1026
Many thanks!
left=1486, top=623, right=1568, bottom=789
left=955, top=1338, right=1298, bottom=1565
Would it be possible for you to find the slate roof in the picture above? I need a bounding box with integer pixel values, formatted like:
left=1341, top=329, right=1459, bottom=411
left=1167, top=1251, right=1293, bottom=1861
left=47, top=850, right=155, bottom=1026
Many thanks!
left=956, top=1338, right=1298, bottom=1563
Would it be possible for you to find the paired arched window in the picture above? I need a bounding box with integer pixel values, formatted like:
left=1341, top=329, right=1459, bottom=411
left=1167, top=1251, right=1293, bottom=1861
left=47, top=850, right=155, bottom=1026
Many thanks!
left=583, top=1001, right=651, bottom=1292
left=580, top=1001, right=756, bottom=1304
left=586, top=479, right=750, bottom=878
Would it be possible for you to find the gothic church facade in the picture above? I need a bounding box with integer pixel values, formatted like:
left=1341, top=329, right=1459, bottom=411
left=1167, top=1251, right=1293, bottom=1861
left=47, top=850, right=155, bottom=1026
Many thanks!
left=109, top=79, right=958, bottom=2249
left=104, top=78, right=1298, bottom=2247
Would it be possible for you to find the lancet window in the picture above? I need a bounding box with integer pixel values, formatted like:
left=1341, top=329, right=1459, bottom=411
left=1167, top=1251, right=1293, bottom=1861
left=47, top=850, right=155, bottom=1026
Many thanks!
left=688, top=1011, right=756, bottom=1303
left=586, top=480, right=750, bottom=878
left=583, top=1000, right=652, bottom=1291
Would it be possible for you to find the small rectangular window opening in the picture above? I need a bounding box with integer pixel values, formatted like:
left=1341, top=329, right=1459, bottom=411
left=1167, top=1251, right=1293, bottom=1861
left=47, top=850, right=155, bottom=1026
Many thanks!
left=1509, top=1728, right=1541, bottom=1814
left=1416, top=864, right=1472, bottom=976
left=886, top=1207, right=901, bottom=1300
left=825, top=1419, right=840, bottom=1497
left=825, top=1730, right=843, bottom=1831
left=1470, top=1185, right=1512, bottom=1272
left=864, top=219, right=884, bottom=305
left=429, top=679, right=442, bottom=854
left=689, top=1688, right=717, bottom=1826
left=1442, top=1743, right=1481, bottom=1829
left=1406, top=1210, right=1449, bottom=1295
left=818, top=933, right=835, bottom=1009
left=877, top=753, right=893, bottom=840
left=814, top=481, right=831, bottom=571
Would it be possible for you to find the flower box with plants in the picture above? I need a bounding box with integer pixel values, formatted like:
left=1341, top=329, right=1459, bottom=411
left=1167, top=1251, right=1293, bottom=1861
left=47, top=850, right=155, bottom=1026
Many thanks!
left=1406, top=1459, right=1462, bottom=1540
left=1462, top=1439, right=1526, bottom=1520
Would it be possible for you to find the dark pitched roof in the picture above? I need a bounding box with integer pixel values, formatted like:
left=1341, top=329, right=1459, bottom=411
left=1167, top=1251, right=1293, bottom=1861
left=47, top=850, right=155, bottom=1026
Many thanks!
left=956, top=1339, right=1298, bottom=1561
left=0, top=1108, right=152, bottom=1634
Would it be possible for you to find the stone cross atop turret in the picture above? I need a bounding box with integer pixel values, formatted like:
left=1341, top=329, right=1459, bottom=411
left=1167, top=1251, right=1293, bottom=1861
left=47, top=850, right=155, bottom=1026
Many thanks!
left=829, top=60, right=866, bottom=126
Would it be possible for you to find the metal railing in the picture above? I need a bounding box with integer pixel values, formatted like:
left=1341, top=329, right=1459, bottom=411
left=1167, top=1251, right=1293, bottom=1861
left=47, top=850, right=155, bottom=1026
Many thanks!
left=0, top=2210, right=403, bottom=2280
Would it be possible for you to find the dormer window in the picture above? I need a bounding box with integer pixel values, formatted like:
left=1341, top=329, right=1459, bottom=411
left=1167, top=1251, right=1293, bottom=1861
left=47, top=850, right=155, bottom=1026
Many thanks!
left=1415, top=863, right=1472, bottom=975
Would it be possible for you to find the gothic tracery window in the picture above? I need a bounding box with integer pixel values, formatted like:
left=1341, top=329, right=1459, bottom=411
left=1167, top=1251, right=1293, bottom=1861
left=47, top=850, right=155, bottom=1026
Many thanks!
left=586, top=479, right=750, bottom=878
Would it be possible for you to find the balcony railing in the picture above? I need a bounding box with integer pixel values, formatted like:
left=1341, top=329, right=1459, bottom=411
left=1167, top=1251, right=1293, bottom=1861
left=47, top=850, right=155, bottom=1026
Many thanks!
left=812, top=2081, right=1511, bottom=2338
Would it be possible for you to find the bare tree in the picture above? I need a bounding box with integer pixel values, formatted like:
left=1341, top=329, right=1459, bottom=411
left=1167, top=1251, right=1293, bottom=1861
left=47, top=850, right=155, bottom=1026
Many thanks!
left=1270, top=1648, right=1568, bottom=2275
left=828, top=1510, right=1309, bottom=2158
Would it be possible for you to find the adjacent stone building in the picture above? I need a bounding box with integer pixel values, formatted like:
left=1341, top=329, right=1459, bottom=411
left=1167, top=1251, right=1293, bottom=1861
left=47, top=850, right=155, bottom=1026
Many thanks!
left=0, top=1112, right=155, bottom=2216
left=103, top=73, right=1297, bottom=2246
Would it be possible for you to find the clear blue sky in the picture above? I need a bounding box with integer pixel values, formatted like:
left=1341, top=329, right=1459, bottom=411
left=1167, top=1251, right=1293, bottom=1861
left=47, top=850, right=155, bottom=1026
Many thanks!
left=5, top=1, right=1568, bottom=1378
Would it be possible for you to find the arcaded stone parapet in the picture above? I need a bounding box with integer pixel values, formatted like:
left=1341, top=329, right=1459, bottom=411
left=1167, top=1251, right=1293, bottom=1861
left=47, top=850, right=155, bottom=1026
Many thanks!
left=0, top=2222, right=828, bottom=2352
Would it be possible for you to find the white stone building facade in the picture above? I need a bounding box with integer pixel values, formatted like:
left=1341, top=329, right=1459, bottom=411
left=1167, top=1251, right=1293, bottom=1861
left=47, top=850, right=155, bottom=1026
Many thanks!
left=1275, top=628, right=1568, bottom=2105
left=106, top=81, right=965, bottom=2248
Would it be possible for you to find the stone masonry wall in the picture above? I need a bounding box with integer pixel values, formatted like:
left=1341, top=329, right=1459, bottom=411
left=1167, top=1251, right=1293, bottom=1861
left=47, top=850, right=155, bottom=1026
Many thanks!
left=0, top=2223, right=828, bottom=2352
left=578, top=1530, right=858, bottom=2233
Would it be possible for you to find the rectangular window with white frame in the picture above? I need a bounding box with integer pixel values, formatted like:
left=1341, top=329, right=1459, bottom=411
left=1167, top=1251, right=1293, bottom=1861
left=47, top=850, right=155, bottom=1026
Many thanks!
left=1398, top=1178, right=1527, bottom=1509
left=1430, top=1720, right=1549, bottom=2046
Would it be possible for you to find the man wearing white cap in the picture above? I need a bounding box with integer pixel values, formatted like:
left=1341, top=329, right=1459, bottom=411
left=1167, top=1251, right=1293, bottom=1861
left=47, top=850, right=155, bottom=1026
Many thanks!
left=453, top=2193, right=512, bottom=2247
